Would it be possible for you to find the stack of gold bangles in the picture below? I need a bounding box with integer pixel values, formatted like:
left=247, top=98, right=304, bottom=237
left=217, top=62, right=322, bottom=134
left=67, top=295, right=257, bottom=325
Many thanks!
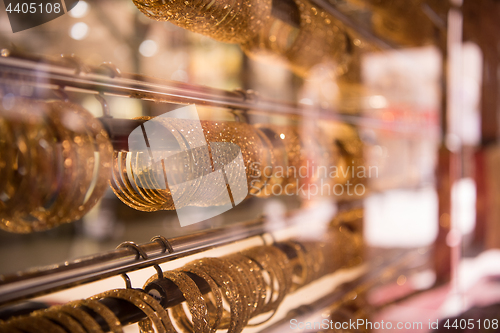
left=0, top=228, right=360, bottom=332
left=1, top=96, right=363, bottom=233
left=0, top=98, right=113, bottom=233
left=110, top=117, right=363, bottom=212
left=132, top=0, right=350, bottom=78
left=131, top=0, right=272, bottom=45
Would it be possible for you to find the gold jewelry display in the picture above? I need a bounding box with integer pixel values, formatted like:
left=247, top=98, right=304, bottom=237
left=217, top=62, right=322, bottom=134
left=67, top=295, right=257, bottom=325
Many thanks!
left=367, top=0, right=434, bottom=46
left=132, top=0, right=272, bottom=44
left=241, top=245, right=292, bottom=317
left=201, top=120, right=274, bottom=198
left=7, top=316, right=67, bottom=333
left=280, top=241, right=312, bottom=289
left=73, top=299, right=124, bottom=333
left=91, top=288, right=169, bottom=333
left=196, top=257, right=252, bottom=329
left=242, top=0, right=349, bottom=77
left=111, top=117, right=276, bottom=212
left=31, top=308, right=86, bottom=333
left=110, top=116, right=354, bottom=210
left=254, top=125, right=301, bottom=196
left=141, top=243, right=313, bottom=331
left=143, top=269, right=213, bottom=333
left=226, top=253, right=266, bottom=317
left=160, top=271, right=210, bottom=333
left=0, top=98, right=113, bottom=233
left=178, top=265, right=224, bottom=332
left=132, top=0, right=350, bottom=77
left=0, top=229, right=360, bottom=332
left=58, top=304, right=105, bottom=333
left=186, top=258, right=247, bottom=333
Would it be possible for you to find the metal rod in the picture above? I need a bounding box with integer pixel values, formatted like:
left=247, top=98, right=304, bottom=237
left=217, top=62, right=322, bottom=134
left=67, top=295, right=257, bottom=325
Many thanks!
left=0, top=242, right=355, bottom=332
left=0, top=55, right=434, bottom=136
left=83, top=243, right=352, bottom=331
left=0, top=217, right=278, bottom=306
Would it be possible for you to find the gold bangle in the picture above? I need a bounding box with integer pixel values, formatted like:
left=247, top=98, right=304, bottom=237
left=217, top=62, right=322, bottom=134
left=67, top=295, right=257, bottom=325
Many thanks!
left=254, top=125, right=304, bottom=191
left=279, top=241, right=309, bottom=289
left=302, top=240, right=327, bottom=280
left=110, top=151, right=156, bottom=211
left=225, top=253, right=266, bottom=318
left=135, top=290, right=177, bottom=333
left=45, top=101, right=94, bottom=223
left=191, top=258, right=247, bottom=332
left=0, top=105, right=55, bottom=232
left=0, top=318, right=26, bottom=333
left=62, top=302, right=105, bottom=333
left=0, top=99, right=112, bottom=233
left=91, top=289, right=166, bottom=333
left=180, top=264, right=224, bottom=332
left=8, top=316, right=66, bottom=333
left=144, top=267, right=216, bottom=333
left=32, top=308, right=86, bottom=333
left=160, top=271, right=210, bottom=333
left=241, top=246, right=292, bottom=317
left=42, top=100, right=112, bottom=225
left=74, top=299, right=123, bottom=333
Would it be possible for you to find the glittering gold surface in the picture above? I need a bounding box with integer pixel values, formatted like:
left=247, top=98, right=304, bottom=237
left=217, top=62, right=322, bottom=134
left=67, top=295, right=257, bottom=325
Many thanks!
left=140, top=233, right=347, bottom=330
left=132, top=0, right=272, bottom=44
left=132, top=0, right=349, bottom=77
left=0, top=227, right=362, bottom=332
left=111, top=118, right=274, bottom=211
left=243, top=0, right=349, bottom=76
left=110, top=116, right=363, bottom=209
left=0, top=98, right=113, bottom=233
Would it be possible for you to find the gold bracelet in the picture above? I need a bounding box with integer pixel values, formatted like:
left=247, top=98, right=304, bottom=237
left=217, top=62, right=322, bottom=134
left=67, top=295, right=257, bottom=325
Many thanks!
left=302, top=240, right=327, bottom=280
left=241, top=246, right=292, bottom=317
left=91, top=289, right=166, bottom=333
left=0, top=99, right=112, bottom=233
left=160, top=271, right=210, bottom=333
left=0, top=105, right=54, bottom=232
left=8, top=316, right=66, bottom=333
left=74, top=299, right=123, bottom=333
left=191, top=258, right=247, bottom=332
left=110, top=152, right=155, bottom=211
left=43, top=100, right=112, bottom=225
left=62, top=302, right=105, bottom=333
left=32, top=308, right=86, bottom=333
left=225, top=253, right=266, bottom=318
left=0, top=318, right=26, bottom=333
left=135, top=289, right=177, bottom=333
left=280, top=241, right=309, bottom=289
left=181, top=264, right=224, bottom=332
left=45, top=101, right=94, bottom=223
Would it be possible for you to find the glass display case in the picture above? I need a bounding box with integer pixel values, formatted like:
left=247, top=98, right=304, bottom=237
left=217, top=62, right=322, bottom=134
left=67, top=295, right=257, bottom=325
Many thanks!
left=0, top=0, right=499, bottom=332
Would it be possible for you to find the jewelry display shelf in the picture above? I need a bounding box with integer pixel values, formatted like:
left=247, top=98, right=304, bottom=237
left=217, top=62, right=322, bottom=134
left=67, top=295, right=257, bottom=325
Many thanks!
left=0, top=212, right=365, bottom=331
left=0, top=217, right=274, bottom=306
left=0, top=234, right=411, bottom=332
left=0, top=55, right=434, bottom=139
left=0, top=2, right=449, bottom=328
left=259, top=248, right=427, bottom=333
